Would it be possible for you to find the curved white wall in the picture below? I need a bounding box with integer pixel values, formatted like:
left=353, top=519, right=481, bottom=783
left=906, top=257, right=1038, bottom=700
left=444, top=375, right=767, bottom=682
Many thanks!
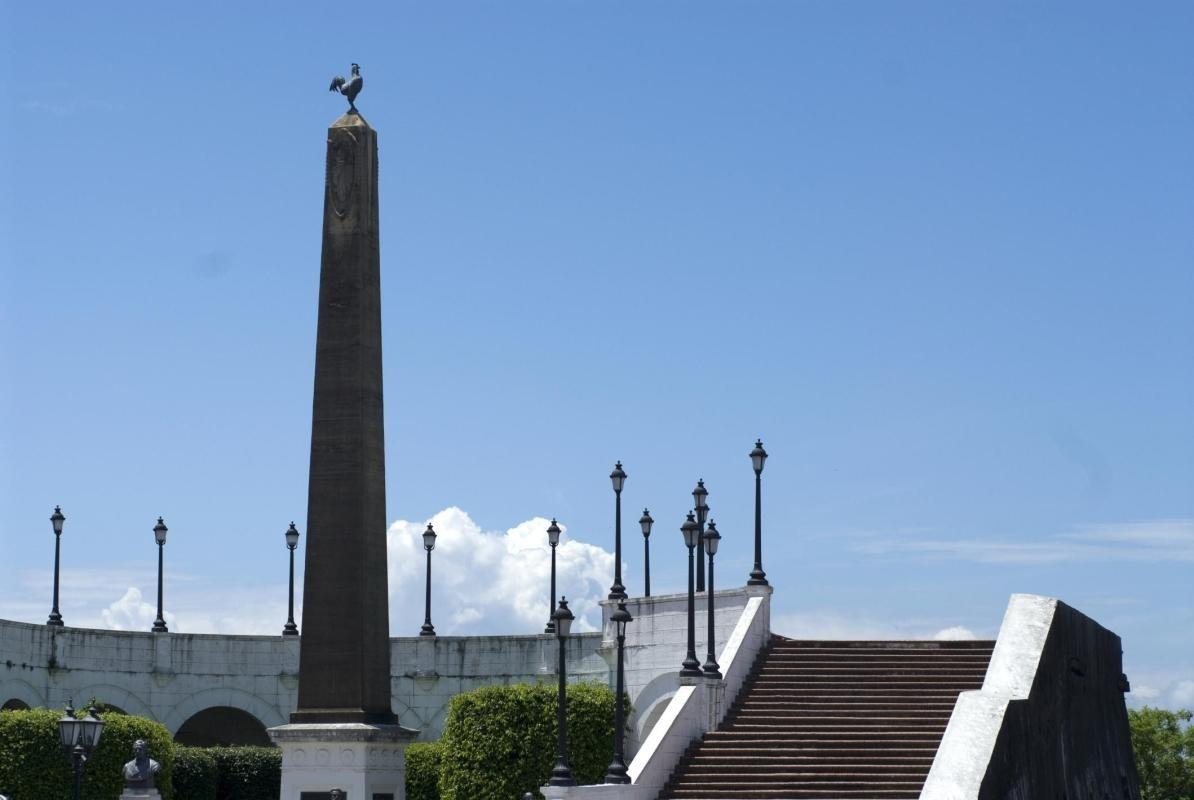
left=0, top=586, right=760, bottom=748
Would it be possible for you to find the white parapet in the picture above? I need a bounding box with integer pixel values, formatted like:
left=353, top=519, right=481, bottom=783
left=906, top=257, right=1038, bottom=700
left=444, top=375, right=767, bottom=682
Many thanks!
left=920, top=593, right=1139, bottom=799
left=543, top=587, right=771, bottom=800
left=921, top=594, right=1056, bottom=799
left=268, top=722, right=419, bottom=800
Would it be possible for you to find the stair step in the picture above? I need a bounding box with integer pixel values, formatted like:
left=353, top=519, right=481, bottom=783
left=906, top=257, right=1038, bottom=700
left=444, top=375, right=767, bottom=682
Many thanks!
left=679, top=763, right=931, bottom=775
left=697, top=736, right=946, bottom=748
left=657, top=636, right=994, bottom=800
left=688, top=749, right=937, bottom=759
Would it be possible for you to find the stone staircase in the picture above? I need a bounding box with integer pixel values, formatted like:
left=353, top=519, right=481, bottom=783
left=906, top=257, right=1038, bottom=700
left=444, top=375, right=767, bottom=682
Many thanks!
left=658, top=635, right=994, bottom=799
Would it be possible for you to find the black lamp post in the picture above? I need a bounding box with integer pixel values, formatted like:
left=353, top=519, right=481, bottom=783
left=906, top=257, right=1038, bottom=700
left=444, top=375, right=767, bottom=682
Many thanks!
left=639, top=508, right=653, bottom=597
left=680, top=512, right=703, bottom=678
left=545, top=518, right=561, bottom=634
left=283, top=522, right=300, bottom=636
left=608, top=462, right=627, bottom=601
left=420, top=523, right=437, bottom=636
left=58, top=701, right=104, bottom=800
left=604, top=601, right=633, bottom=784
left=152, top=517, right=169, bottom=633
left=692, top=480, right=709, bottom=591
left=47, top=506, right=65, bottom=627
left=702, top=521, right=723, bottom=679
left=549, top=597, right=577, bottom=787
left=748, top=439, right=769, bottom=586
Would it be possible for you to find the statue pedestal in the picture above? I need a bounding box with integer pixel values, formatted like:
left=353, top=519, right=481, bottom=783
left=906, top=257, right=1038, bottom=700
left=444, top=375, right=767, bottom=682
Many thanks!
left=269, top=723, right=419, bottom=800
left=119, top=791, right=161, bottom=800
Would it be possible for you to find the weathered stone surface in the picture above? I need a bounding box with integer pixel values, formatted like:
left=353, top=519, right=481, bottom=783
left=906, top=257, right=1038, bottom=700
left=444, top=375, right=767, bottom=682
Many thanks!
left=293, top=112, right=394, bottom=724
left=0, top=587, right=756, bottom=748
left=923, top=594, right=1141, bottom=799
left=271, top=722, right=417, bottom=799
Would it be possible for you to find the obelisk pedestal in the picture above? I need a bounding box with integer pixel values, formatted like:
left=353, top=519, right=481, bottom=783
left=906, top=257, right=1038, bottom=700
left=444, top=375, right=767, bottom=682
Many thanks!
left=268, top=111, right=417, bottom=799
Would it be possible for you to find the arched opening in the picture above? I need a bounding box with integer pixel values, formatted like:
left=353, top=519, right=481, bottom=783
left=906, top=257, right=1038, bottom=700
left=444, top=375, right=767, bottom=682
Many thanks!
left=174, top=706, right=271, bottom=747
left=1, top=699, right=30, bottom=711
left=91, top=702, right=126, bottom=715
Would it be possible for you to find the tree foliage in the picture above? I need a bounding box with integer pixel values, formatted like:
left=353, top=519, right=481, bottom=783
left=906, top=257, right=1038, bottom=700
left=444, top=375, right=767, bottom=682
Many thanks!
left=0, top=707, right=175, bottom=800
left=438, top=682, right=617, bottom=800
left=207, top=746, right=281, bottom=800
left=1129, top=706, right=1194, bottom=800
left=174, top=746, right=219, bottom=800
left=406, top=741, right=443, bottom=800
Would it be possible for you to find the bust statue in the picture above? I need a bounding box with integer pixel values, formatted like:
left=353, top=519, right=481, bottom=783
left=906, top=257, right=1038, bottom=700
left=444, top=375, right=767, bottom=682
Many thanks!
left=122, top=739, right=161, bottom=788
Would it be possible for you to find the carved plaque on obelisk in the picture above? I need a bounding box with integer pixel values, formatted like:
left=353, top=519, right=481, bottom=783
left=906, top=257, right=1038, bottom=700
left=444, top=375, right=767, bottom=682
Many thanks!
left=291, top=110, right=396, bottom=725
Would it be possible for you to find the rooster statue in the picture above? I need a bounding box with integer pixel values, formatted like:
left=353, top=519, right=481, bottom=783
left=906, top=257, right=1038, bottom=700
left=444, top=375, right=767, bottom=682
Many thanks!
left=329, top=63, right=364, bottom=113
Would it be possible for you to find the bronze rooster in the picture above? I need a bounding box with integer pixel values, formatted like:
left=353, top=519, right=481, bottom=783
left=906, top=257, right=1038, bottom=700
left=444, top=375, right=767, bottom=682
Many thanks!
left=329, top=63, right=364, bottom=113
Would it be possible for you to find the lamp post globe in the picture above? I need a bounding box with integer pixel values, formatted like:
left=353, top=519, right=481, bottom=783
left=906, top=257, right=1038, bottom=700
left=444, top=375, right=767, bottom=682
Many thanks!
left=58, top=702, right=104, bottom=800
left=47, top=505, right=66, bottom=627
left=692, top=480, right=709, bottom=592
left=420, top=523, right=437, bottom=636
left=748, top=439, right=769, bottom=586
left=702, top=520, right=723, bottom=679
left=679, top=513, right=703, bottom=678
left=151, top=517, right=169, bottom=633
left=608, top=462, right=627, bottom=601
left=549, top=597, right=577, bottom=787
left=545, top=518, right=561, bottom=633
left=282, top=523, right=300, bottom=636
left=604, top=602, right=633, bottom=784
left=639, top=508, right=654, bottom=597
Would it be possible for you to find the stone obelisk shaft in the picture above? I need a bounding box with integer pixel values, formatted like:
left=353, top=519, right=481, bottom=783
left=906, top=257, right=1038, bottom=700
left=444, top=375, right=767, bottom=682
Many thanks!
left=292, top=112, right=396, bottom=724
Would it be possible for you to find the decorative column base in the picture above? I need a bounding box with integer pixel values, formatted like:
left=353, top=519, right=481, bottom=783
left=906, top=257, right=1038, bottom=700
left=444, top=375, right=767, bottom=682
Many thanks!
left=120, top=791, right=162, bottom=800
left=269, top=723, right=419, bottom=800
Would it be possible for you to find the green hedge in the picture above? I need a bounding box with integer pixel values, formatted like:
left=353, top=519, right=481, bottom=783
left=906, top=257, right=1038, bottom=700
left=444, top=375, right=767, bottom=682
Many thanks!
left=207, top=746, right=281, bottom=800
left=438, top=682, right=618, bottom=800
left=174, top=746, right=219, bottom=800
left=0, top=707, right=175, bottom=800
left=406, top=741, right=443, bottom=800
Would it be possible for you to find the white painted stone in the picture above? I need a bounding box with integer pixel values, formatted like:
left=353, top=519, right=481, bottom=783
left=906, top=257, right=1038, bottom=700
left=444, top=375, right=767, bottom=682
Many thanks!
left=269, top=722, right=418, bottom=800
left=921, top=594, right=1058, bottom=799
left=0, top=585, right=759, bottom=758
left=542, top=592, right=771, bottom=800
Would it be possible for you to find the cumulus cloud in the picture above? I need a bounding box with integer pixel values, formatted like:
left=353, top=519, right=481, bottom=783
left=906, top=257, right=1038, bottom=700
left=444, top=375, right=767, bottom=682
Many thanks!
left=79, top=579, right=291, bottom=634
left=933, top=626, right=978, bottom=641
left=66, top=508, right=612, bottom=637
left=101, top=587, right=177, bottom=631
left=386, top=508, right=614, bottom=635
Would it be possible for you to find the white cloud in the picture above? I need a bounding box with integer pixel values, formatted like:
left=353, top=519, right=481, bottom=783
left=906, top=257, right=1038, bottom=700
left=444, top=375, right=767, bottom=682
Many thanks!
left=100, top=587, right=176, bottom=631
left=1169, top=680, right=1194, bottom=708
left=9, top=508, right=616, bottom=638
left=1125, top=674, right=1194, bottom=711
left=851, top=518, right=1194, bottom=565
left=74, top=579, right=292, bottom=635
left=933, top=626, right=978, bottom=641
left=386, top=508, right=614, bottom=636
left=773, top=611, right=988, bottom=641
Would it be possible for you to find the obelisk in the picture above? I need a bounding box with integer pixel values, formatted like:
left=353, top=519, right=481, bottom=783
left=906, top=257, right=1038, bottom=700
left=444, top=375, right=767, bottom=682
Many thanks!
left=293, top=109, right=394, bottom=726
left=269, top=99, right=416, bottom=800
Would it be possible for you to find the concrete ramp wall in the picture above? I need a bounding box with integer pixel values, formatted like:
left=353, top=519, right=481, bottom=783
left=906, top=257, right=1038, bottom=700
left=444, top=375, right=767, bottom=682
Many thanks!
left=922, top=594, right=1141, bottom=800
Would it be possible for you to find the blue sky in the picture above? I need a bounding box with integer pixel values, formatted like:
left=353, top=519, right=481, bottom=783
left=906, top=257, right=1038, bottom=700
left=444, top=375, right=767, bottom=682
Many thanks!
left=1, top=3, right=1191, bottom=708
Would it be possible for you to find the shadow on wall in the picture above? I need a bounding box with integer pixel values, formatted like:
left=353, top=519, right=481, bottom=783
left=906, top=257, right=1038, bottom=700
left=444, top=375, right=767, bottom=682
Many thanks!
left=174, top=706, right=271, bottom=747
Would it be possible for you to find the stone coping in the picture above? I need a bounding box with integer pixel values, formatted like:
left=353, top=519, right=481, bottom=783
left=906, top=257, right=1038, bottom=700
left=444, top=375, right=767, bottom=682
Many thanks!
left=0, top=616, right=604, bottom=644
left=268, top=723, right=419, bottom=743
